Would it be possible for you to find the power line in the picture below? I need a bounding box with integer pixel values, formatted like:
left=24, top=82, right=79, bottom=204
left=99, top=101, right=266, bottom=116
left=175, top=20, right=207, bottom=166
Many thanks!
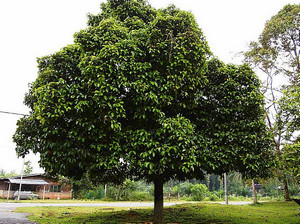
left=0, top=110, right=28, bottom=116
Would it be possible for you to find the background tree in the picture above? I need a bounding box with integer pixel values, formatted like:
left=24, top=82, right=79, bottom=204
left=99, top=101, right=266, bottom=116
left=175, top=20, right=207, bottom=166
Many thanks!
left=14, top=0, right=274, bottom=223
left=278, top=85, right=300, bottom=183
left=24, top=160, right=33, bottom=175
left=0, top=169, right=18, bottom=178
left=244, top=4, right=300, bottom=201
left=0, top=169, right=6, bottom=178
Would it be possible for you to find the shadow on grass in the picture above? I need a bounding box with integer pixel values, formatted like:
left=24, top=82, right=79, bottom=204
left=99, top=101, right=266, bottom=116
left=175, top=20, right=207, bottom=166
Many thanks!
left=22, top=202, right=300, bottom=224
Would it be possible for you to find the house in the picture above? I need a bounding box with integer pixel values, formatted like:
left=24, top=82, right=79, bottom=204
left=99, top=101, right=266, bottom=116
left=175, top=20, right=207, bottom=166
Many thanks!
left=0, top=174, right=72, bottom=199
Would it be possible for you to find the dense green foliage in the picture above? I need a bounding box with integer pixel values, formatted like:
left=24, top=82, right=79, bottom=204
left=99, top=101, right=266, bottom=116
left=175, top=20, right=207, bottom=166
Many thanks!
left=14, top=0, right=273, bottom=184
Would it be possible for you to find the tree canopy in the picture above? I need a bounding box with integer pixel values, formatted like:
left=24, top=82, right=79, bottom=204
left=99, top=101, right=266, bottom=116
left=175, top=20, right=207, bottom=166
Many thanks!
left=14, top=0, right=274, bottom=222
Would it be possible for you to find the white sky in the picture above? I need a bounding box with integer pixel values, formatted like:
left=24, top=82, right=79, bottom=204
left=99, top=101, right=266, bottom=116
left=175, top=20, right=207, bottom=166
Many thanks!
left=0, top=0, right=298, bottom=174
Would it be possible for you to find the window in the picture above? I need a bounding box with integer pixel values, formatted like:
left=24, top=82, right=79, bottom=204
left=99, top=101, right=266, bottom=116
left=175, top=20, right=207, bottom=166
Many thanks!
left=50, top=185, right=61, bottom=192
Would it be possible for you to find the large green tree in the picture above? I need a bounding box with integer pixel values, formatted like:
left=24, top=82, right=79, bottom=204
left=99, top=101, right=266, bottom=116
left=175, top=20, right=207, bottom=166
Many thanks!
left=14, top=0, right=273, bottom=223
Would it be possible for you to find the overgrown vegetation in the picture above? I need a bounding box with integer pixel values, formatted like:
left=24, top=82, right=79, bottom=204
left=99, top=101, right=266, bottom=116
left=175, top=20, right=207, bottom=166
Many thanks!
left=73, top=172, right=300, bottom=202
left=17, top=202, right=300, bottom=224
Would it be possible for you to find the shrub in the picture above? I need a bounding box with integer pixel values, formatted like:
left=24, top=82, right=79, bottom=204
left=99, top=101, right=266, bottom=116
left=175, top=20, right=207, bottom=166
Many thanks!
left=208, top=193, right=219, bottom=201
left=190, top=184, right=209, bottom=201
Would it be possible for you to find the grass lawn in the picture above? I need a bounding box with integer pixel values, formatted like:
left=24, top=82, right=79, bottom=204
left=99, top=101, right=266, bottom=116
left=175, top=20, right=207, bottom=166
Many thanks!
left=16, top=201, right=300, bottom=224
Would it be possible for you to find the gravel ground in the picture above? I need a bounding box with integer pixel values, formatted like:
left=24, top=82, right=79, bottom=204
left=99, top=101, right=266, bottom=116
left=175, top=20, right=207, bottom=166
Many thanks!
left=0, top=204, right=37, bottom=224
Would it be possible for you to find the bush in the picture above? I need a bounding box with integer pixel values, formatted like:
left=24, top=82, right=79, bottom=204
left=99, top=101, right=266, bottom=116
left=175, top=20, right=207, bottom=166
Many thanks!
left=208, top=193, right=220, bottom=201
left=190, top=184, right=209, bottom=201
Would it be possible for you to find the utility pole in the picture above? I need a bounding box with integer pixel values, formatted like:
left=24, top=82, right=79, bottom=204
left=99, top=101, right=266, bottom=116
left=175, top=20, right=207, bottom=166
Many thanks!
left=252, top=179, right=257, bottom=203
left=17, top=158, right=25, bottom=201
left=224, top=173, right=228, bottom=205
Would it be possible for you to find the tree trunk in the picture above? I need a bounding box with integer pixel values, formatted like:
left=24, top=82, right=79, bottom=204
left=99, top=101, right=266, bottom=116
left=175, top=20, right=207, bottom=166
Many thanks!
left=72, top=184, right=79, bottom=199
left=153, top=177, right=164, bottom=224
left=283, top=178, right=291, bottom=201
